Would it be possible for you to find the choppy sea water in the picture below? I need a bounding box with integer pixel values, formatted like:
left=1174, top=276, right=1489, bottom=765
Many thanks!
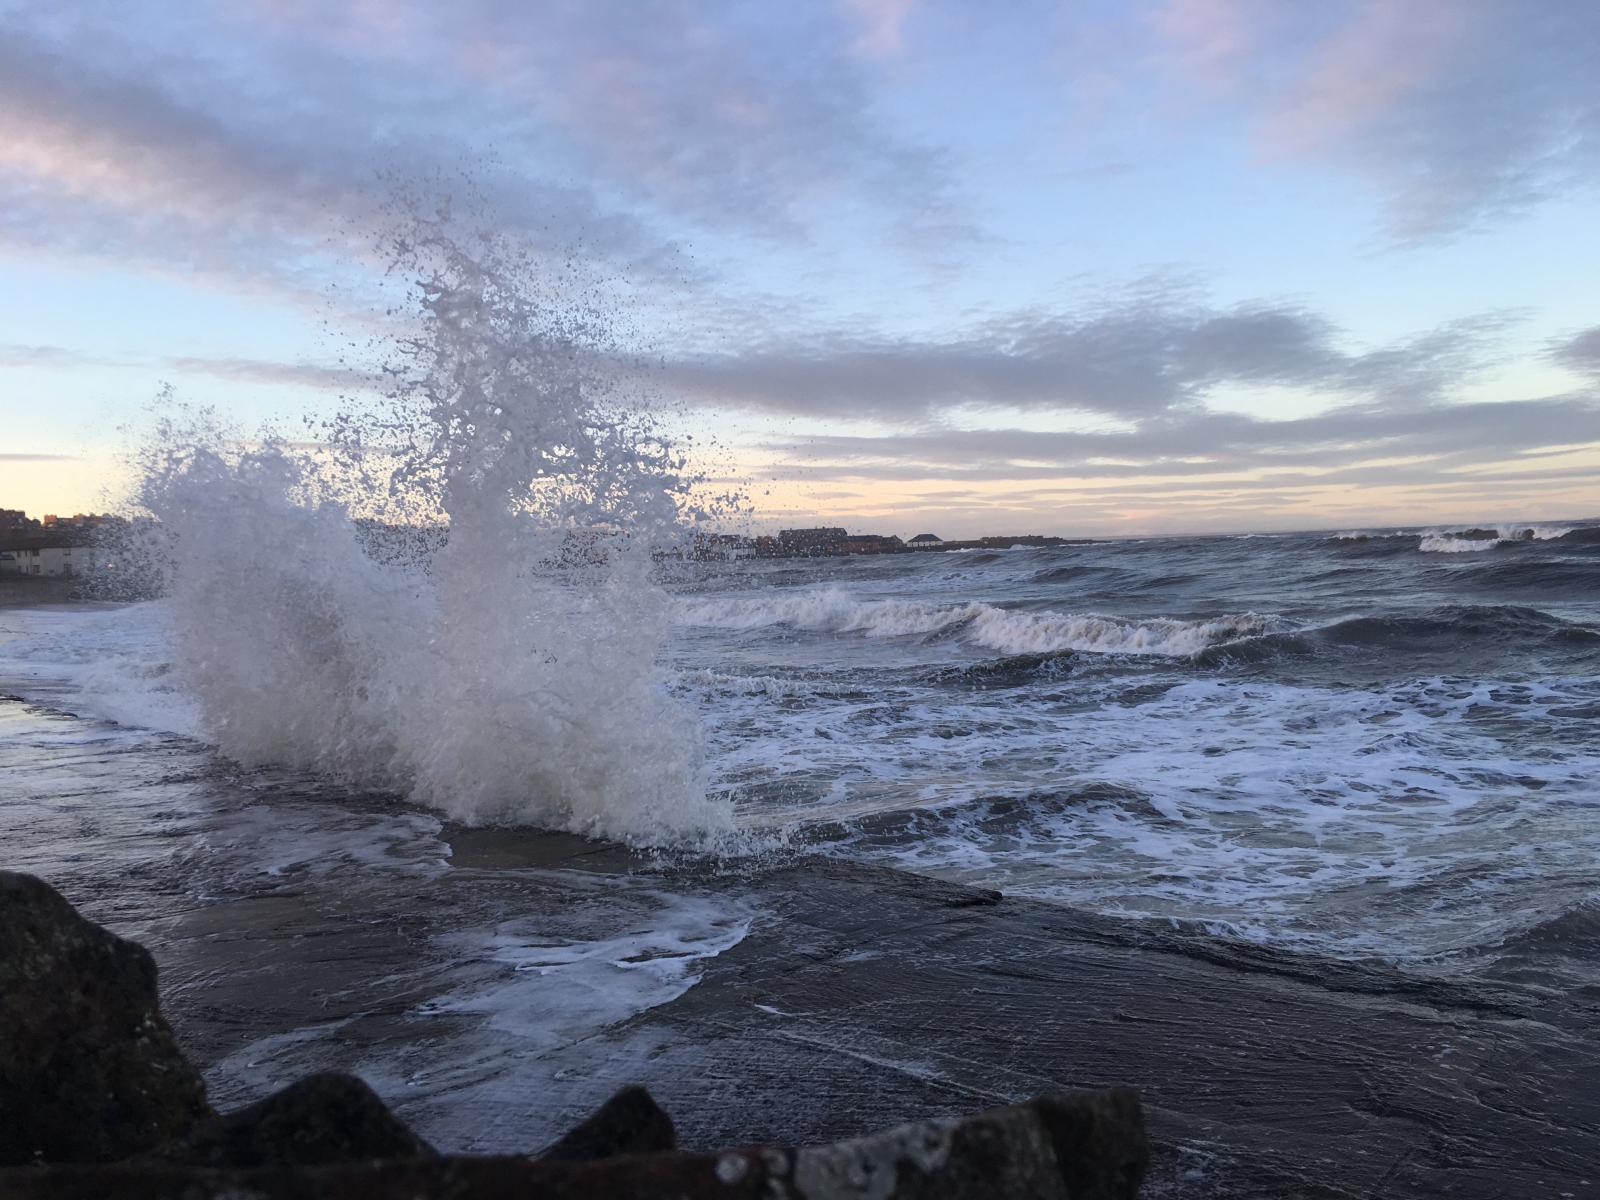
left=666, top=522, right=1600, bottom=968
left=5, top=520, right=1599, bottom=980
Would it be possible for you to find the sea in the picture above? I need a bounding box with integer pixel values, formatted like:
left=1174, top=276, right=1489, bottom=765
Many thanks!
left=6, top=519, right=1599, bottom=978
left=670, top=522, right=1600, bottom=970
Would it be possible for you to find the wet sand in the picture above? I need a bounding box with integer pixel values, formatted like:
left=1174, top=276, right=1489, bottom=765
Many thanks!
left=3, top=695, right=1598, bottom=1198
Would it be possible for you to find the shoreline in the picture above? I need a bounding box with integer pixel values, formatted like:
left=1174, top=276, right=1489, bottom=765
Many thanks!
left=127, top=828, right=1600, bottom=1198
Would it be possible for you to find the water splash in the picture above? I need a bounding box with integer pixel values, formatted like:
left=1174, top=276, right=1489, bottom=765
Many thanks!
left=131, top=209, right=734, bottom=845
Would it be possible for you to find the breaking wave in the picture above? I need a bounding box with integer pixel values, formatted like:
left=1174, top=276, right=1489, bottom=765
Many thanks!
left=1418, top=534, right=1501, bottom=553
left=680, top=588, right=1277, bottom=657
left=127, top=211, right=733, bottom=845
left=1329, top=524, right=1582, bottom=554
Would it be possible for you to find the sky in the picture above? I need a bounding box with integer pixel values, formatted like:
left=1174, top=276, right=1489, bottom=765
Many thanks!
left=2, top=0, right=1598, bottom=537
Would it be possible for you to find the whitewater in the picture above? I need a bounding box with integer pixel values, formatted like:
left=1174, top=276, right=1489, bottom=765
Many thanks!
left=658, top=524, right=1600, bottom=962
left=105, top=217, right=733, bottom=846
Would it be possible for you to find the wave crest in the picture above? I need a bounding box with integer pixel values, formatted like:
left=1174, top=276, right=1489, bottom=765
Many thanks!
left=681, top=588, right=1275, bottom=657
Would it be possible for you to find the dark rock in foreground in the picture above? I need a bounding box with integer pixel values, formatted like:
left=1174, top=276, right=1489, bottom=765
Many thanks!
left=0, top=1090, right=1147, bottom=1198
left=539, top=1083, right=677, bottom=1161
left=0, top=869, right=1149, bottom=1196
left=0, top=871, right=212, bottom=1165
left=150, top=1072, right=437, bottom=1167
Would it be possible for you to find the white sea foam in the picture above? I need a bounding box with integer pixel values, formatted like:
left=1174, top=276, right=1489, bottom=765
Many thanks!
left=417, top=889, right=752, bottom=1044
left=1418, top=534, right=1499, bottom=552
left=795, top=673, right=1600, bottom=957
left=679, top=588, right=1274, bottom=657
left=1418, top=525, right=1572, bottom=552
left=203, top=873, right=753, bottom=1150
left=0, top=604, right=194, bottom=732
left=1333, top=524, right=1573, bottom=550
left=125, top=215, right=732, bottom=845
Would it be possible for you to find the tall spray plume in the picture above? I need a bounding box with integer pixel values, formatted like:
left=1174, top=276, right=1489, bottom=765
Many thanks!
left=132, top=207, right=736, bottom=846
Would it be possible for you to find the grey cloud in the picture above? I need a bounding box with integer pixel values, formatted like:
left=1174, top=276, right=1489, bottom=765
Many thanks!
left=374, top=0, right=973, bottom=244
left=756, top=393, right=1600, bottom=486
left=0, top=0, right=970, bottom=321
left=99, top=0, right=970, bottom=250
left=665, top=296, right=1514, bottom=422
left=1151, top=1, right=1600, bottom=242
left=0, top=19, right=690, bottom=305
left=0, top=345, right=115, bottom=368
left=1552, top=327, right=1600, bottom=379
left=0, top=343, right=374, bottom=392
left=162, top=357, right=378, bottom=390
left=0, top=453, right=78, bottom=461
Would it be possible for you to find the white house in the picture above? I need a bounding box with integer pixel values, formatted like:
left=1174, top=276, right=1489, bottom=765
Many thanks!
left=0, top=541, right=103, bottom=577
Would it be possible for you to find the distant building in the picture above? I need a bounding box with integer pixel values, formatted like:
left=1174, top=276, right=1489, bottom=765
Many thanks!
left=908, top=533, right=943, bottom=547
left=0, top=537, right=103, bottom=577
left=836, top=534, right=904, bottom=555
left=769, top=527, right=908, bottom=557
left=688, top=531, right=753, bottom=561
left=0, top=509, right=116, bottom=577
left=778, top=527, right=849, bottom=556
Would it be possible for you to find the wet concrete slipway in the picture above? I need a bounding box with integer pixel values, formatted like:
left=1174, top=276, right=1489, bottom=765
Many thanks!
left=3, top=691, right=1597, bottom=1198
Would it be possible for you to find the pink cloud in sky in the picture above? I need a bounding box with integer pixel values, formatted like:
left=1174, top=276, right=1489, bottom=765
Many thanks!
left=843, top=0, right=915, bottom=59
left=1150, top=0, right=1599, bottom=239
left=1149, top=0, right=1267, bottom=92
left=1256, top=0, right=1481, bottom=161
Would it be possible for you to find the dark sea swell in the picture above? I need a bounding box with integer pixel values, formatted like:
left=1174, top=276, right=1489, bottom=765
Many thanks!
left=669, top=519, right=1600, bottom=968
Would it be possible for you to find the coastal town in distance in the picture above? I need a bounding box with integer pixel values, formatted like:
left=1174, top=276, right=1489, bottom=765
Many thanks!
left=689, top=526, right=1087, bottom=559
left=0, top=507, right=1085, bottom=584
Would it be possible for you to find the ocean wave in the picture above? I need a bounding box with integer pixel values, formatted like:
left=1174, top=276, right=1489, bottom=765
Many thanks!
left=1496, top=902, right=1600, bottom=955
left=1328, top=524, right=1583, bottom=554
left=929, top=649, right=1077, bottom=688
left=1420, top=525, right=1577, bottom=552
left=1462, top=558, right=1600, bottom=591
left=1030, top=563, right=1104, bottom=584
left=1194, top=604, right=1598, bottom=666
left=680, top=588, right=1277, bottom=657
left=788, top=784, right=1163, bottom=852
left=1418, top=533, right=1501, bottom=553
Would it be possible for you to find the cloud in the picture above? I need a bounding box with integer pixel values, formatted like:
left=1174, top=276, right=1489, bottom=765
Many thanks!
left=0, top=343, right=374, bottom=391
left=745, top=390, right=1600, bottom=517
left=0, top=453, right=78, bottom=462
left=661, top=292, right=1514, bottom=422
left=231, top=0, right=966, bottom=244
left=843, top=0, right=916, bottom=58
left=663, top=287, right=1599, bottom=520
left=0, top=16, right=691, bottom=305
left=0, top=345, right=115, bottom=368
left=162, top=357, right=378, bottom=390
left=0, top=0, right=978, bottom=322
left=1552, top=326, right=1600, bottom=379
left=1151, top=0, right=1600, bottom=241
left=764, top=393, right=1600, bottom=474
left=435, top=1, right=965, bottom=241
